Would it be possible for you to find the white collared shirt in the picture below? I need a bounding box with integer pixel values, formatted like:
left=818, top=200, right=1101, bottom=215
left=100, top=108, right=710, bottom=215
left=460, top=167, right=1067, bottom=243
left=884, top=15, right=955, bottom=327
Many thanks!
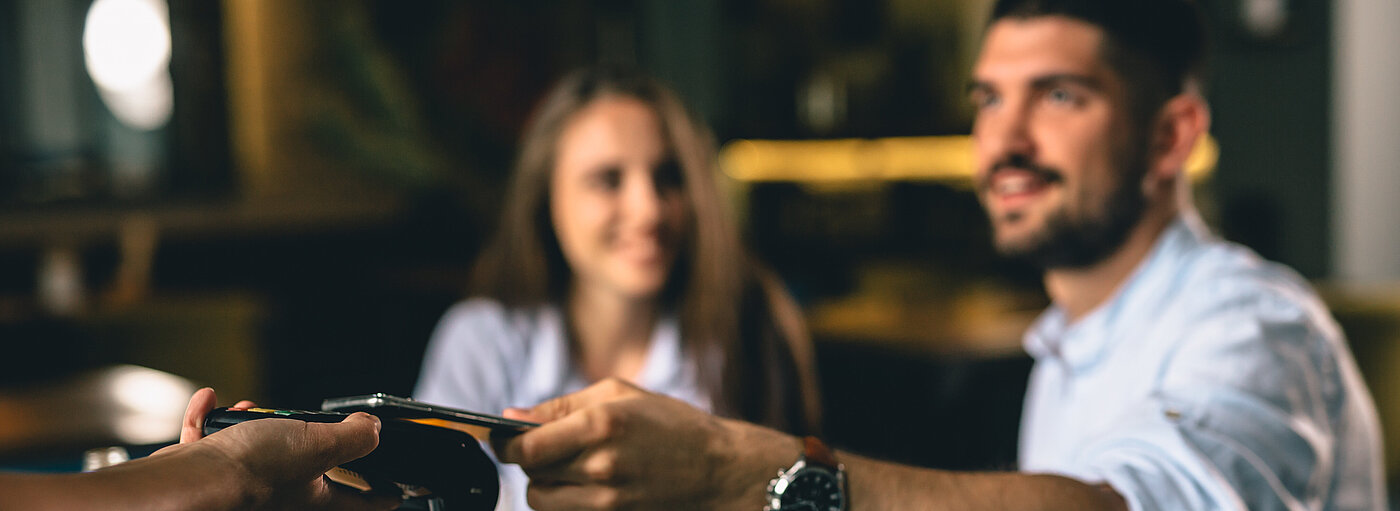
left=1019, top=215, right=1386, bottom=510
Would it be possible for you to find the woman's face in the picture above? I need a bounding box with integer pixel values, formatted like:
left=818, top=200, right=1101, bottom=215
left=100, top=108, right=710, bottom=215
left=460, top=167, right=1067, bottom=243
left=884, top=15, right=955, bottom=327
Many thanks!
left=550, top=95, right=689, bottom=302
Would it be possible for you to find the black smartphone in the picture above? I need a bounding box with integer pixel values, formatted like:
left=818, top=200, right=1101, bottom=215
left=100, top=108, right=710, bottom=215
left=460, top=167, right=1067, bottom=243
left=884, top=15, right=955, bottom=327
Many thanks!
left=203, top=407, right=499, bottom=510
left=321, top=393, right=539, bottom=442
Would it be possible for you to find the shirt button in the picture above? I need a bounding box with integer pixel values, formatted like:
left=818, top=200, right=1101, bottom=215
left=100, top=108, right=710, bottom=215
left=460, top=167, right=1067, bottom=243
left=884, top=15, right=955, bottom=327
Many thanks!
left=1164, top=408, right=1182, bottom=421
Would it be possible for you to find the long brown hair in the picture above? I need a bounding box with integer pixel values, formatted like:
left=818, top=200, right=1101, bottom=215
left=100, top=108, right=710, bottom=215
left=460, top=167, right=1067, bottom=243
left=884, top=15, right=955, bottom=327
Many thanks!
left=470, top=67, right=820, bottom=434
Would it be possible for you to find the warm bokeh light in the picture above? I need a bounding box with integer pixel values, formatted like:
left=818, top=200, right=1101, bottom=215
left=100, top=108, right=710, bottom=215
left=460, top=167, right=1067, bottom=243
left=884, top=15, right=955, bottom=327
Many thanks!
left=720, top=135, right=1219, bottom=184
left=83, top=0, right=170, bottom=91
left=82, top=0, right=174, bottom=130
left=107, top=365, right=194, bottom=444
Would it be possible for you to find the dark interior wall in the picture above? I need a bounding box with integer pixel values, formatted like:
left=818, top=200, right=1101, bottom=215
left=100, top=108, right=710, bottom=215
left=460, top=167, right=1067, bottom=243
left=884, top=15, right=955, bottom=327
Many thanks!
left=639, top=0, right=725, bottom=131
left=1204, top=0, right=1332, bottom=278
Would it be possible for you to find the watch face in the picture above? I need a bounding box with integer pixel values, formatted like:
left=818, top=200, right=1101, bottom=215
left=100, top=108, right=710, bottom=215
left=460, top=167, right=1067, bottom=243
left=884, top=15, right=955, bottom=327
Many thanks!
left=779, top=468, right=844, bottom=511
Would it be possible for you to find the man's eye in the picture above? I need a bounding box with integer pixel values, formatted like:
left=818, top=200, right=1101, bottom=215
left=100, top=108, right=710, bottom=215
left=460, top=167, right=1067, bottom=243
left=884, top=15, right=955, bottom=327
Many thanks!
left=1046, top=88, right=1078, bottom=105
left=972, top=92, right=1000, bottom=109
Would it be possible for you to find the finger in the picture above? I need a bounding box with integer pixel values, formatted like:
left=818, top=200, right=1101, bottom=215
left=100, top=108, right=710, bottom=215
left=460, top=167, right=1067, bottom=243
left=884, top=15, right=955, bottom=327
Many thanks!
left=233, top=400, right=256, bottom=409
left=517, top=378, right=643, bottom=423
left=523, top=445, right=627, bottom=487
left=561, top=444, right=625, bottom=486
left=301, top=412, right=382, bottom=474
left=181, top=387, right=218, bottom=443
left=502, top=407, right=541, bottom=423
left=500, top=406, right=612, bottom=469
left=526, top=482, right=621, bottom=511
left=314, top=483, right=402, bottom=511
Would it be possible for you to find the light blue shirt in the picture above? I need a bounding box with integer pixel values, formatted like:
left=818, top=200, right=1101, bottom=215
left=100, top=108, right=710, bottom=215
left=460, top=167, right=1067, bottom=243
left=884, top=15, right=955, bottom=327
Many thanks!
left=1019, top=215, right=1386, bottom=511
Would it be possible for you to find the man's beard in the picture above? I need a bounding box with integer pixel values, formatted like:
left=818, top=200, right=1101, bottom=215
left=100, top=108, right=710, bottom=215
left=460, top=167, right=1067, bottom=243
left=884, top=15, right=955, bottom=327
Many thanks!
left=988, top=149, right=1149, bottom=270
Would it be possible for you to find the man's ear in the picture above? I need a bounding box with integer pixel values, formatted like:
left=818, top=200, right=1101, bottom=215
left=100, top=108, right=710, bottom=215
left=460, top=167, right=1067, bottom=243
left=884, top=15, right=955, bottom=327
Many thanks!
left=1150, top=91, right=1211, bottom=181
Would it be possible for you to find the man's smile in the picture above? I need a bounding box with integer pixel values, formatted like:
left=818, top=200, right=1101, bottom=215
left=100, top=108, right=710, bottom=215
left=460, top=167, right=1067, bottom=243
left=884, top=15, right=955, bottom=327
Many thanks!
left=981, top=158, right=1065, bottom=213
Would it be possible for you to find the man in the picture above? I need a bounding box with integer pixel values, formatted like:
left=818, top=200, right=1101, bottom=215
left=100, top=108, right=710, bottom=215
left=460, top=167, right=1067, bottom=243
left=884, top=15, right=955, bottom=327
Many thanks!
left=494, top=0, right=1387, bottom=510
left=0, top=388, right=398, bottom=511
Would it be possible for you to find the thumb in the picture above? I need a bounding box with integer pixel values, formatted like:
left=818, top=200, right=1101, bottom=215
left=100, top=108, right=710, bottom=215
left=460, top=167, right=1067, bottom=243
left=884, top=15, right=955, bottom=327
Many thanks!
left=302, top=412, right=382, bottom=474
left=507, top=378, right=643, bottom=423
left=501, top=406, right=549, bottom=423
left=314, top=483, right=403, bottom=511
left=180, top=387, right=218, bottom=444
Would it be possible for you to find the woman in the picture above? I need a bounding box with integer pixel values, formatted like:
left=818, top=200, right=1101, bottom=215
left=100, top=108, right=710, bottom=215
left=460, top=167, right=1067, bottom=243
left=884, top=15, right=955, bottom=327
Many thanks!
left=414, top=67, right=819, bottom=509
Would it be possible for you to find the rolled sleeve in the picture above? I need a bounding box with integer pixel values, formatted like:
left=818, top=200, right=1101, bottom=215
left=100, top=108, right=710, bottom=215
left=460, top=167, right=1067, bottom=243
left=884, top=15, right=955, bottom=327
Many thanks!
left=1018, top=219, right=1383, bottom=511
left=1071, top=310, right=1338, bottom=511
left=1072, top=387, right=1326, bottom=511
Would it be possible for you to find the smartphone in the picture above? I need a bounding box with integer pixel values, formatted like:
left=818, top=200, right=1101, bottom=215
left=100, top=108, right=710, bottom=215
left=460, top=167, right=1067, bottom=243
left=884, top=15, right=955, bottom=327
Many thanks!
left=321, top=393, right=539, bottom=442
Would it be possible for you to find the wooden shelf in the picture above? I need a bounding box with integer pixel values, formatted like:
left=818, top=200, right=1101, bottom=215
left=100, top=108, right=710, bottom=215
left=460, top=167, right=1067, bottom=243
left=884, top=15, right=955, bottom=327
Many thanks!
left=0, top=193, right=403, bottom=248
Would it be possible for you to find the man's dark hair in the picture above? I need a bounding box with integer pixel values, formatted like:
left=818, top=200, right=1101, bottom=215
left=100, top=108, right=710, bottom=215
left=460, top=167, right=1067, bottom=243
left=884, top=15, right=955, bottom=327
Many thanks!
left=990, top=0, right=1207, bottom=124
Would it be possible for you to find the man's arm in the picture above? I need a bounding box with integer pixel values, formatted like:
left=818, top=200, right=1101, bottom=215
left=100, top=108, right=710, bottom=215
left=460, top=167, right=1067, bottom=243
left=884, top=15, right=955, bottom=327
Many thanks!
left=0, top=448, right=250, bottom=511
left=499, top=378, right=1125, bottom=511
left=826, top=449, right=1125, bottom=511
left=0, top=388, right=398, bottom=511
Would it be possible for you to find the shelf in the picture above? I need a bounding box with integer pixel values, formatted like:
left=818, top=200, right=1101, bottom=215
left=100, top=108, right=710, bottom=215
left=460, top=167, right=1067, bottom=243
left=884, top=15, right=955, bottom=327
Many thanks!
left=0, top=193, right=403, bottom=248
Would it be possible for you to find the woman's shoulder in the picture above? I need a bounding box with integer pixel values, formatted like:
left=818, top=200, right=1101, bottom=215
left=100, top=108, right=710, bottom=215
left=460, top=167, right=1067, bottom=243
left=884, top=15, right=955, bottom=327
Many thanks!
left=440, top=297, right=512, bottom=322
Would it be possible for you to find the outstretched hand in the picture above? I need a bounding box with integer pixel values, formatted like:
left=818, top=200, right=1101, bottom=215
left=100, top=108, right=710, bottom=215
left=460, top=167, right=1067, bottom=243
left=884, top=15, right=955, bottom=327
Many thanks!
left=498, top=378, right=793, bottom=510
left=156, top=388, right=399, bottom=511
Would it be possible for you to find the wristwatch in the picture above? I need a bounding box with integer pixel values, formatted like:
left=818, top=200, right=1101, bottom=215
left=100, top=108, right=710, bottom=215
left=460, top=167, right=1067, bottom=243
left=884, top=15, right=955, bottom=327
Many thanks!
left=765, top=436, right=847, bottom=511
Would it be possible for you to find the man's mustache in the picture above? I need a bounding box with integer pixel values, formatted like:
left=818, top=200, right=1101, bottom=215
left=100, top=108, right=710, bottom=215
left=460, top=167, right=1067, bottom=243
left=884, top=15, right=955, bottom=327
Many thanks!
left=978, top=154, right=1065, bottom=192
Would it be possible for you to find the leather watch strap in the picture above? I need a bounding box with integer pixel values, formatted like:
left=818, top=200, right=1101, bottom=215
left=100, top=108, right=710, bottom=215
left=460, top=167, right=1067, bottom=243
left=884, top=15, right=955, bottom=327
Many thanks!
left=803, top=436, right=838, bottom=468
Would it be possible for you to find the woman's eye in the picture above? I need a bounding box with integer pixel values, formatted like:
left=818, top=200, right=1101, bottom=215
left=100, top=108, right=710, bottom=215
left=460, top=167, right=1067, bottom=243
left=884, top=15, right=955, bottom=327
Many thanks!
left=591, top=168, right=622, bottom=190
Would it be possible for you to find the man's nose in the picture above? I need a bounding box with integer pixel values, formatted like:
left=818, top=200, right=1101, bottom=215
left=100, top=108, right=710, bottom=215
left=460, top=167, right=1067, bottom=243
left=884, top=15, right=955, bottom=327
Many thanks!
left=978, top=106, right=1036, bottom=166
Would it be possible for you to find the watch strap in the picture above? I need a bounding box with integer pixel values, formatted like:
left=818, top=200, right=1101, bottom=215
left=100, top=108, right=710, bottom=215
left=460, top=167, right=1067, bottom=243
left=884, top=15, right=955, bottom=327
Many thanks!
left=803, top=436, right=839, bottom=469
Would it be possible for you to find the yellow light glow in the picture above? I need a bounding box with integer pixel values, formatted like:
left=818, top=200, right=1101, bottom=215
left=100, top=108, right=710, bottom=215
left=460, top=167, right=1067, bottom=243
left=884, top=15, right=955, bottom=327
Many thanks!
left=721, top=135, right=1218, bottom=184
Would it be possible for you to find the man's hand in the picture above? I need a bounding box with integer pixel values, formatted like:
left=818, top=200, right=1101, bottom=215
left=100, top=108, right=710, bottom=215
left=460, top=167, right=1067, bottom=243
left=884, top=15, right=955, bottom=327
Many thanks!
left=2, top=388, right=399, bottom=511
left=498, top=378, right=798, bottom=510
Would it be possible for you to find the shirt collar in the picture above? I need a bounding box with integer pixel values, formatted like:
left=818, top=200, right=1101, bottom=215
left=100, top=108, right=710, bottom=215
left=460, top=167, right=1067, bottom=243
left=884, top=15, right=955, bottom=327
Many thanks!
left=1023, top=214, right=1212, bottom=370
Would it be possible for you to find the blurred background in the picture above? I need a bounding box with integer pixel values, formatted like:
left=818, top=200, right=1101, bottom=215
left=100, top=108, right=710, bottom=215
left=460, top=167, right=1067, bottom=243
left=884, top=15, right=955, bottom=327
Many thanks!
left=1, top=0, right=1398, bottom=497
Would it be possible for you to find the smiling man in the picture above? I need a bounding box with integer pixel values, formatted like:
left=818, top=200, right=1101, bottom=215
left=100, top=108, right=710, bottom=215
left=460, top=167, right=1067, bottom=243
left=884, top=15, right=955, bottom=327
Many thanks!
left=492, top=1, right=1387, bottom=510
